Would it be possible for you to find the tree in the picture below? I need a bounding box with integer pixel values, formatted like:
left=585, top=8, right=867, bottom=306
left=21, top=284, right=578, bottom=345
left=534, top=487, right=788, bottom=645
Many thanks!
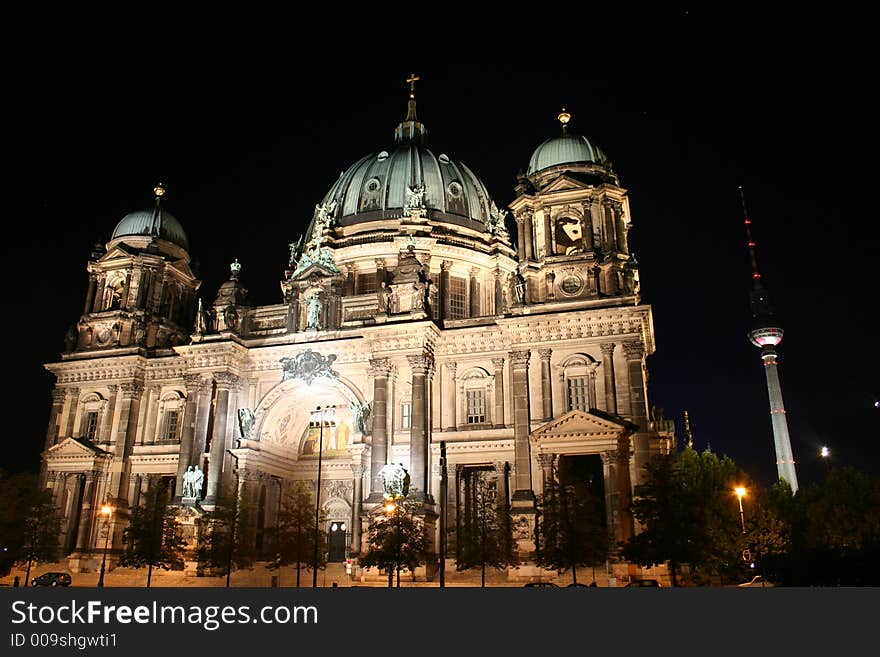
left=455, top=471, right=517, bottom=586
left=624, top=448, right=751, bottom=585
left=535, top=466, right=607, bottom=585
left=267, top=482, right=327, bottom=587
left=360, top=491, right=430, bottom=587
left=196, top=482, right=258, bottom=586
left=119, top=480, right=186, bottom=587
left=0, top=471, right=60, bottom=583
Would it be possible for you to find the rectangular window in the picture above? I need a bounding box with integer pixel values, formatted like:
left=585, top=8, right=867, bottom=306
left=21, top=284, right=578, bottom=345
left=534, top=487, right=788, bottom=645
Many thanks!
left=450, top=277, right=467, bottom=319
left=162, top=410, right=181, bottom=442
left=84, top=411, right=99, bottom=441
left=358, top=272, right=377, bottom=295
left=466, top=389, right=486, bottom=424
left=567, top=377, right=589, bottom=412
left=401, top=402, right=412, bottom=429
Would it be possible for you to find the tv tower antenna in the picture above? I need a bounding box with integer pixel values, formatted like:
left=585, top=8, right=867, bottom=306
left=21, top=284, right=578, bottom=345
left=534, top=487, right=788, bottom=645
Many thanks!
left=741, top=187, right=798, bottom=492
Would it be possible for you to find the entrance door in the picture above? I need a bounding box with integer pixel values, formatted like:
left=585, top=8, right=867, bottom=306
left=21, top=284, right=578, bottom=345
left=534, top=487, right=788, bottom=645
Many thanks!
left=328, top=522, right=346, bottom=562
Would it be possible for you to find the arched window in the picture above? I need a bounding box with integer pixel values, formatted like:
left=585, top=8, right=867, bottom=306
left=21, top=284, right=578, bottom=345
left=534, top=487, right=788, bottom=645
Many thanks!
left=77, top=392, right=107, bottom=442
left=157, top=390, right=186, bottom=443
left=555, top=216, right=584, bottom=255
left=458, top=367, right=494, bottom=427
left=561, top=355, right=599, bottom=412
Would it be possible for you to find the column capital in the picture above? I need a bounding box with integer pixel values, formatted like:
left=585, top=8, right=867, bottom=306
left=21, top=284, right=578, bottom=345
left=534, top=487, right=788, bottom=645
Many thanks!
left=350, top=463, right=365, bottom=477
left=106, top=384, right=119, bottom=394
left=493, top=460, right=508, bottom=475
left=469, top=267, right=480, bottom=278
left=536, top=453, right=556, bottom=468
left=83, top=470, right=97, bottom=483
left=599, top=342, right=617, bottom=356
left=622, top=340, right=645, bottom=360
left=368, top=357, right=392, bottom=378
left=119, top=382, right=144, bottom=399
left=538, top=348, right=552, bottom=362
left=494, top=267, right=504, bottom=280
left=407, top=352, right=433, bottom=374
left=51, top=389, right=67, bottom=404
left=491, top=357, right=505, bottom=369
left=441, top=260, right=454, bottom=271
left=508, top=349, right=531, bottom=368
left=375, top=258, right=386, bottom=269
left=183, top=374, right=204, bottom=394
left=66, top=386, right=81, bottom=398
left=446, top=361, right=457, bottom=376
left=600, top=450, right=621, bottom=466
left=213, top=372, right=240, bottom=389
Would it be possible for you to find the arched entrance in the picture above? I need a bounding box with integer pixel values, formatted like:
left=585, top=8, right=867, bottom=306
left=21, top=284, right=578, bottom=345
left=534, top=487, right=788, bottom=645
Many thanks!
left=328, top=521, right=347, bottom=562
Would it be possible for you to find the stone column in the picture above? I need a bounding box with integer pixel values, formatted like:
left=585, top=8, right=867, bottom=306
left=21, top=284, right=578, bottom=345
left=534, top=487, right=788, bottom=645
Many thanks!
left=600, top=342, right=618, bottom=415
left=100, top=385, right=119, bottom=444
left=205, top=373, right=237, bottom=505
left=444, top=362, right=457, bottom=431
left=515, top=215, right=526, bottom=260
left=114, top=382, right=143, bottom=501
left=75, top=472, right=96, bottom=551
left=366, top=358, right=392, bottom=502
left=523, top=212, right=535, bottom=261
left=350, top=463, right=364, bottom=554
left=509, top=350, right=534, bottom=504
left=174, top=374, right=202, bottom=501
left=191, top=381, right=213, bottom=473
left=492, top=357, right=505, bottom=428
left=62, top=387, right=80, bottom=438
left=407, top=351, right=432, bottom=502
left=537, top=452, right=555, bottom=495
left=93, top=275, right=106, bottom=312
left=623, top=340, right=651, bottom=489
left=601, top=443, right=634, bottom=547
left=440, top=260, right=452, bottom=321
left=545, top=271, right=556, bottom=301
left=581, top=200, right=594, bottom=251
left=45, top=389, right=65, bottom=448
left=121, top=268, right=133, bottom=310
left=543, top=209, right=553, bottom=257
left=494, top=269, right=504, bottom=315
left=84, top=274, right=97, bottom=315
left=468, top=268, right=480, bottom=317
left=140, top=386, right=158, bottom=444
left=539, top=348, right=553, bottom=421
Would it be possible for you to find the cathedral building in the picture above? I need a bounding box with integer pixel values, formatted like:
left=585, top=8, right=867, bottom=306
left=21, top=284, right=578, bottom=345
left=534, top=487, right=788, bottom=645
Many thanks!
left=40, top=85, right=673, bottom=579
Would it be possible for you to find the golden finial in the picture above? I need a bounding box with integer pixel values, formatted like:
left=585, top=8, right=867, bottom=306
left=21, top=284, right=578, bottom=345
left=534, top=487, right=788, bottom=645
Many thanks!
left=406, top=73, right=420, bottom=99
left=154, top=182, right=166, bottom=198
left=558, top=106, right=571, bottom=126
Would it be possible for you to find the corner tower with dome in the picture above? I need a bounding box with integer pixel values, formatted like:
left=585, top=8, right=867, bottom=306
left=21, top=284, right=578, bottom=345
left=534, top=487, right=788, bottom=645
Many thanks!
left=38, top=83, right=674, bottom=583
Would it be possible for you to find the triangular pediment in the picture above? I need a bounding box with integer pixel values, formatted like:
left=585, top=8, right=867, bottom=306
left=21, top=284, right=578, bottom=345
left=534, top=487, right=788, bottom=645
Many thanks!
left=289, top=262, right=339, bottom=281
left=45, top=437, right=111, bottom=460
left=531, top=409, right=635, bottom=439
left=99, top=244, right=138, bottom=262
left=538, top=175, right=590, bottom=195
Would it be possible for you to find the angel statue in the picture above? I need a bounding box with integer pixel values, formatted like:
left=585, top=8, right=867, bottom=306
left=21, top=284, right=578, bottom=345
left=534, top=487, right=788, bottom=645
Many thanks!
left=238, top=407, right=256, bottom=441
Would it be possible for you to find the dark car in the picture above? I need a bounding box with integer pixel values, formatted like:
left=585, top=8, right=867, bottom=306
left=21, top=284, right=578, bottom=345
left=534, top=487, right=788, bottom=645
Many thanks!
left=31, top=572, right=71, bottom=587
left=523, top=581, right=558, bottom=588
left=624, top=579, right=660, bottom=588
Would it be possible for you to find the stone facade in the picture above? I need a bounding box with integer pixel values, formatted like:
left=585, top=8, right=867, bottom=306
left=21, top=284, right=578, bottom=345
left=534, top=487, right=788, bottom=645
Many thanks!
left=40, top=100, right=674, bottom=579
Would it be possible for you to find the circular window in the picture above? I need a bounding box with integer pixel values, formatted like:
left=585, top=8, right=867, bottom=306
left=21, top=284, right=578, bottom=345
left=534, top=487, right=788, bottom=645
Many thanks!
left=377, top=151, right=389, bottom=161
left=448, top=181, right=462, bottom=198
left=439, top=153, right=451, bottom=164
left=561, top=276, right=582, bottom=295
left=365, top=178, right=381, bottom=193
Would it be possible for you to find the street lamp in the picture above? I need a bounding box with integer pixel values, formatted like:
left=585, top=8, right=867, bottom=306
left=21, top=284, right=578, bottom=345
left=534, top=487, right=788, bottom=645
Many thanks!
left=734, top=487, right=747, bottom=534
left=820, top=446, right=830, bottom=459
left=312, top=405, right=336, bottom=587
left=97, top=504, right=113, bottom=587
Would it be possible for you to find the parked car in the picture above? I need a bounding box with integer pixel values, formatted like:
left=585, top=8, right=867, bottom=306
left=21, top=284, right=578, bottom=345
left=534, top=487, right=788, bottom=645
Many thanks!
left=624, top=578, right=661, bottom=587
left=738, top=575, right=776, bottom=588
left=523, top=581, right=558, bottom=588
left=31, top=572, right=71, bottom=587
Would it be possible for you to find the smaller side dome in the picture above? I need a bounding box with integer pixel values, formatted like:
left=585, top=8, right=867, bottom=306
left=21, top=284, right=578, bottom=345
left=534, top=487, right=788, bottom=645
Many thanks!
left=110, top=184, right=189, bottom=250
left=527, top=132, right=609, bottom=175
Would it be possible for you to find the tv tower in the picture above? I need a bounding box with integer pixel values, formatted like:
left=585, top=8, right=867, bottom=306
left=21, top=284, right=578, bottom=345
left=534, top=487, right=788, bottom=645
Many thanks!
left=741, top=187, right=798, bottom=492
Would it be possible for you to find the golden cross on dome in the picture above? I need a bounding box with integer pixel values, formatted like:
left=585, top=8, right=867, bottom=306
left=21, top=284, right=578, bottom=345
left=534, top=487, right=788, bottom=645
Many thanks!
left=406, top=73, right=420, bottom=98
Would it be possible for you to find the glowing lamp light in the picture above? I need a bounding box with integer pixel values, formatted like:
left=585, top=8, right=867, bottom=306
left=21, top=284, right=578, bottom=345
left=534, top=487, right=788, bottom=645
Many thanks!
left=820, top=446, right=830, bottom=458
left=734, top=487, right=747, bottom=499
left=100, top=505, right=112, bottom=516
left=384, top=502, right=397, bottom=514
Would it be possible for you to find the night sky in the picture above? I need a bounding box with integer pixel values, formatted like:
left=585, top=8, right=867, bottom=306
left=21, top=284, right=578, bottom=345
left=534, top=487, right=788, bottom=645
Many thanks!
left=4, top=11, right=877, bottom=487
